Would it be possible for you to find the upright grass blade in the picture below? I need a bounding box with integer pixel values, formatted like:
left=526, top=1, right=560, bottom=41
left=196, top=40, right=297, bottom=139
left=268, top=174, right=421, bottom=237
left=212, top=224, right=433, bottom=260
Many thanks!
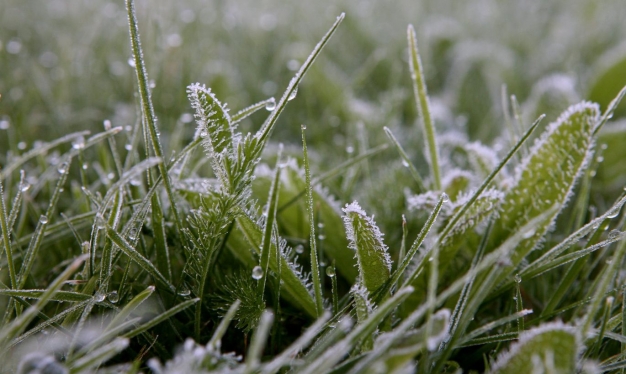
left=123, top=298, right=198, bottom=339
left=302, top=126, right=324, bottom=316
left=0, top=177, right=17, bottom=290
left=207, top=299, right=241, bottom=351
left=125, top=0, right=181, bottom=228
left=69, top=337, right=130, bottom=373
left=257, top=149, right=283, bottom=297
left=407, top=24, right=441, bottom=190
left=255, top=13, right=344, bottom=146
left=342, top=201, right=391, bottom=294
left=383, top=127, right=426, bottom=192
left=245, top=310, right=274, bottom=373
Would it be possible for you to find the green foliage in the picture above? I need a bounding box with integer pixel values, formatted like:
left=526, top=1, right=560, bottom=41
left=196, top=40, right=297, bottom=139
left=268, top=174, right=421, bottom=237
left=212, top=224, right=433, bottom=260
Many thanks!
left=2, top=0, right=626, bottom=373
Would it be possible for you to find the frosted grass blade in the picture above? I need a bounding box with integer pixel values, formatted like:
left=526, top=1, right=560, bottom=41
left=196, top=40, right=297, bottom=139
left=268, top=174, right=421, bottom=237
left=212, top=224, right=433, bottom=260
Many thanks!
left=408, top=24, right=441, bottom=190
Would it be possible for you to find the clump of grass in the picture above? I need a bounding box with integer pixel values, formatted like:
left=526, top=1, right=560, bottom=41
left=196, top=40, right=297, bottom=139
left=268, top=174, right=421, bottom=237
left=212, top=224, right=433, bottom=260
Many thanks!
left=1, top=0, right=626, bottom=373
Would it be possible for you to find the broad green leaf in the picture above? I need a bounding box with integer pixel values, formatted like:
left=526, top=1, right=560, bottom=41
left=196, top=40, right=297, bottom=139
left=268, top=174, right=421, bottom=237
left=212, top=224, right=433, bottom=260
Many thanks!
left=488, top=322, right=579, bottom=374
left=342, top=201, right=391, bottom=294
left=489, top=102, right=599, bottom=272
left=589, top=48, right=626, bottom=119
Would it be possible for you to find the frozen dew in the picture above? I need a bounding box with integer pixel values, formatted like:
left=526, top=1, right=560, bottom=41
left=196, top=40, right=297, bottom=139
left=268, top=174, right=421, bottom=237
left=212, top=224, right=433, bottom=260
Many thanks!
left=130, top=178, right=141, bottom=186
left=179, top=113, right=193, bottom=123
left=94, top=292, right=106, bottom=302
left=441, top=192, right=450, bottom=203
left=107, top=172, right=115, bottom=180
left=295, top=244, right=304, bottom=254
left=514, top=274, right=522, bottom=283
left=288, top=86, right=298, bottom=101
left=522, top=229, right=536, bottom=239
left=178, top=285, right=191, bottom=297
left=57, top=161, right=69, bottom=174
left=608, top=230, right=622, bottom=239
left=606, top=207, right=621, bottom=219
left=166, top=33, right=183, bottom=48
left=103, top=119, right=112, bottom=130
left=17, top=142, right=27, bottom=150
left=125, top=143, right=132, bottom=151
left=107, top=291, right=119, bottom=303
left=72, top=136, right=85, bottom=150
left=82, top=163, right=89, bottom=170
left=346, top=146, right=354, bottom=154
left=200, top=130, right=208, bottom=138
left=20, top=183, right=31, bottom=192
left=287, top=59, right=300, bottom=71
left=401, top=159, right=410, bottom=168
left=128, top=227, right=138, bottom=240
left=6, top=39, right=22, bottom=54
left=0, top=118, right=9, bottom=130
left=95, top=213, right=107, bottom=229
left=127, top=58, right=136, bottom=67
left=265, top=97, right=276, bottom=111
left=252, top=266, right=264, bottom=280
left=39, top=215, right=49, bottom=224
left=326, top=266, right=336, bottom=278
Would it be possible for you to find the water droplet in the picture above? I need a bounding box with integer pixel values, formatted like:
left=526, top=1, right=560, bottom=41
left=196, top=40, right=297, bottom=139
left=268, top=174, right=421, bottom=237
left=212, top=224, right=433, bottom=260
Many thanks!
left=129, top=228, right=138, bottom=240
left=57, top=161, right=69, bottom=174
left=20, top=183, right=31, bottom=192
left=287, top=59, right=300, bottom=71
left=301, top=124, right=307, bottom=130
left=346, top=146, right=354, bottom=154
left=200, top=130, right=208, bottom=138
left=428, top=257, right=434, bottom=262
left=95, top=213, right=106, bottom=229
left=82, top=163, right=89, bottom=170
left=318, top=234, right=326, bottom=240
left=103, top=119, right=112, bottom=130
left=401, top=159, right=410, bottom=168
left=149, top=80, right=156, bottom=89
left=39, top=215, right=49, bottom=224
left=94, top=292, right=106, bottom=302
left=125, top=143, right=133, bottom=151
left=178, top=286, right=191, bottom=297
left=107, top=173, right=115, bottom=180
left=17, top=142, right=27, bottom=150
left=441, top=193, right=450, bottom=203
left=107, top=291, right=119, bottom=303
left=127, top=58, right=136, bottom=67
left=252, top=266, right=263, bottom=280
left=522, top=229, right=535, bottom=239
left=288, top=86, right=298, bottom=101
left=72, top=136, right=85, bottom=150
left=318, top=222, right=325, bottom=229
left=295, top=245, right=304, bottom=254
left=130, top=178, right=141, bottom=186
left=326, top=266, right=336, bottom=278
left=607, top=208, right=621, bottom=219
left=514, top=274, right=522, bottom=283
left=609, top=230, right=621, bottom=239
left=265, top=97, right=276, bottom=111
left=0, top=120, right=9, bottom=130
left=596, top=156, right=604, bottom=163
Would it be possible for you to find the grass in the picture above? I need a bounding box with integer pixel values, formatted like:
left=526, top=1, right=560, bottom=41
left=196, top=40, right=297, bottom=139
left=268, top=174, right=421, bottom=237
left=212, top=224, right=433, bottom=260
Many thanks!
left=2, top=0, right=626, bottom=372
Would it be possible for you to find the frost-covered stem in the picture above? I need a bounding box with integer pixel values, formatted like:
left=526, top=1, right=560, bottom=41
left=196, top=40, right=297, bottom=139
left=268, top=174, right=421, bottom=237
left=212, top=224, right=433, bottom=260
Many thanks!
left=408, top=24, right=441, bottom=190
left=303, top=126, right=324, bottom=316
left=0, top=179, right=17, bottom=290
left=581, top=237, right=626, bottom=336
left=438, top=114, right=544, bottom=242
left=125, top=0, right=181, bottom=228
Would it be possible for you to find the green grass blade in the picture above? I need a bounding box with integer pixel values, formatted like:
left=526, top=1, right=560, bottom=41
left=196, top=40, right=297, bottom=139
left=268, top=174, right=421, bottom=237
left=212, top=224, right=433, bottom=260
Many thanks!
left=123, top=298, right=198, bottom=339
left=207, top=299, right=241, bottom=351
left=232, top=98, right=276, bottom=125
left=303, top=127, right=324, bottom=316
left=407, top=24, right=441, bottom=190
left=342, top=201, right=391, bottom=294
left=0, top=178, right=17, bottom=290
left=245, top=310, right=274, bottom=373
left=69, top=337, right=129, bottom=373
left=125, top=0, right=181, bottom=228
left=256, top=13, right=344, bottom=146
left=0, top=255, right=86, bottom=346
left=383, top=127, right=426, bottom=192
left=106, top=285, right=155, bottom=330
left=103, top=220, right=174, bottom=293
left=0, top=289, right=91, bottom=302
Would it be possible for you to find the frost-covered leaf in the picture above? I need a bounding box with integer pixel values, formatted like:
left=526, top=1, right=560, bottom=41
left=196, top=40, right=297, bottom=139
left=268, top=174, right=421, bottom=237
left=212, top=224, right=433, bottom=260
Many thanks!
left=351, top=284, right=374, bottom=352
left=489, top=322, right=579, bottom=374
left=489, top=102, right=599, bottom=270
left=187, top=83, right=235, bottom=157
left=342, top=201, right=391, bottom=294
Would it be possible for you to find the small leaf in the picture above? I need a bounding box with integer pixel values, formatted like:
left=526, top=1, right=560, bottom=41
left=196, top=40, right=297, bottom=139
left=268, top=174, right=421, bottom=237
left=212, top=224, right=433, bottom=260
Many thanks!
left=342, top=201, right=391, bottom=294
left=488, top=322, right=579, bottom=374
left=187, top=83, right=235, bottom=157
